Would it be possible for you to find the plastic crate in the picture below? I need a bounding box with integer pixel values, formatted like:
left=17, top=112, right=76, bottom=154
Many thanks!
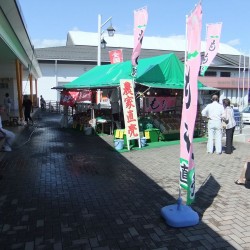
left=144, top=128, right=160, bottom=142
left=114, top=129, right=125, bottom=139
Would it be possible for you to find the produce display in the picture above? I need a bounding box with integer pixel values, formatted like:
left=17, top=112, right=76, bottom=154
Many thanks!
left=148, top=113, right=181, bottom=134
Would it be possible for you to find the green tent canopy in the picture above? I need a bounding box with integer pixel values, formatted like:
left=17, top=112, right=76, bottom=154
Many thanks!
left=62, top=53, right=216, bottom=90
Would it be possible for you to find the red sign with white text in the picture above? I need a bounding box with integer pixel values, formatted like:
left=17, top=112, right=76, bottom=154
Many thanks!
left=60, top=90, right=92, bottom=106
left=60, top=91, right=77, bottom=106
left=109, top=49, right=123, bottom=64
left=77, top=90, right=92, bottom=102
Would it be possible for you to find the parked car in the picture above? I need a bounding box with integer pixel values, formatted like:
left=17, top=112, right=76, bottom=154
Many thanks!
left=241, top=106, right=250, bottom=124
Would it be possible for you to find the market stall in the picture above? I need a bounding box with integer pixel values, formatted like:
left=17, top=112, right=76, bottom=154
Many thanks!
left=57, top=53, right=216, bottom=142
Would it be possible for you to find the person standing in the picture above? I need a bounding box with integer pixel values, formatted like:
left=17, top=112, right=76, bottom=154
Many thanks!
left=222, top=98, right=236, bottom=154
left=0, top=105, right=15, bottom=152
left=235, top=161, right=250, bottom=186
left=201, top=94, right=224, bottom=154
left=40, top=95, right=46, bottom=110
left=22, top=95, right=33, bottom=125
left=109, top=88, right=121, bottom=129
left=3, top=93, right=12, bottom=116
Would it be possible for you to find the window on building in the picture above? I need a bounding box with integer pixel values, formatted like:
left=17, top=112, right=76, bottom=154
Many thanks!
left=0, top=83, right=8, bottom=88
left=204, top=71, right=217, bottom=77
left=220, top=72, right=231, bottom=77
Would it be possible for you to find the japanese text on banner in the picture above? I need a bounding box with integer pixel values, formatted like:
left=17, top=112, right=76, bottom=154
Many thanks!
left=120, top=79, right=140, bottom=140
left=200, top=23, right=222, bottom=76
left=131, top=7, right=148, bottom=77
left=179, top=2, right=202, bottom=205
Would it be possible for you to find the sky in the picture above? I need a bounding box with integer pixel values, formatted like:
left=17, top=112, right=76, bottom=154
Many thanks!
left=18, top=0, right=250, bottom=54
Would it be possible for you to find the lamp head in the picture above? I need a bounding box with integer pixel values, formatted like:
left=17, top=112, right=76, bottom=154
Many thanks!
left=101, top=38, right=107, bottom=49
left=107, top=25, right=115, bottom=37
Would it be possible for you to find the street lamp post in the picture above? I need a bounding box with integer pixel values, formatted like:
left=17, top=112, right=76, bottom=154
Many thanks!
left=97, top=14, right=115, bottom=66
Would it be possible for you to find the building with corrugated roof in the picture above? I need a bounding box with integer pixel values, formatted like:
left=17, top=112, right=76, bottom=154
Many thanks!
left=35, top=31, right=249, bottom=108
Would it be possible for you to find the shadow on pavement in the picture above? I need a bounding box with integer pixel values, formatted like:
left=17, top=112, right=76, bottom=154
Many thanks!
left=193, top=174, right=221, bottom=219
left=0, top=111, right=235, bottom=249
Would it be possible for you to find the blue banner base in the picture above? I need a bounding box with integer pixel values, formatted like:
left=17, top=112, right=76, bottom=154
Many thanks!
left=161, top=198, right=199, bottom=228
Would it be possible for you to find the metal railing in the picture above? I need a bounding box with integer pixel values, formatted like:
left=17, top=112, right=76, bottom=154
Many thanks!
left=201, top=113, right=243, bottom=138
left=42, top=101, right=74, bottom=115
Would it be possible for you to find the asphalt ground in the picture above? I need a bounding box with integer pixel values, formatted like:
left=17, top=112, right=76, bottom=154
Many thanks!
left=0, top=110, right=250, bottom=250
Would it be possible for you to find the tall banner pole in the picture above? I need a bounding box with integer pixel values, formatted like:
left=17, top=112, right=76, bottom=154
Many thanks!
left=131, top=7, right=148, bottom=76
left=200, top=22, right=222, bottom=76
left=179, top=13, right=189, bottom=202
left=238, top=54, right=241, bottom=107
left=131, top=6, right=148, bottom=148
left=131, top=6, right=148, bottom=75
left=248, top=53, right=250, bottom=104
left=180, top=2, right=202, bottom=206
left=243, top=54, right=246, bottom=107
left=161, top=1, right=202, bottom=228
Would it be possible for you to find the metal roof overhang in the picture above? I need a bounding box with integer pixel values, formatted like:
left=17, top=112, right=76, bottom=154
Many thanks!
left=0, top=0, right=41, bottom=79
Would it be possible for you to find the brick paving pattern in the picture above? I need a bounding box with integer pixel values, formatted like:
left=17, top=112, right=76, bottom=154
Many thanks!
left=0, top=111, right=250, bottom=250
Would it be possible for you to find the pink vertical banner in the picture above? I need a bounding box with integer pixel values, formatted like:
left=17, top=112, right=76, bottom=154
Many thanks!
left=131, top=6, right=148, bottom=76
left=180, top=2, right=202, bottom=205
left=200, top=23, right=222, bottom=76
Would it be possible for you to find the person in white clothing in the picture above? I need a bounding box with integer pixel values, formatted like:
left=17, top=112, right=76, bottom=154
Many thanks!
left=0, top=105, right=15, bottom=152
left=201, top=95, right=224, bottom=154
left=3, top=93, right=12, bottom=116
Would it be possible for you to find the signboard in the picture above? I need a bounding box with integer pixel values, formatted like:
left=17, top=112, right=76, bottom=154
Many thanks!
left=120, top=79, right=140, bottom=145
left=143, top=96, right=176, bottom=112
left=109, top=49, right=123, bottom=64
left=60, top=90, right=92, bottom=106
left=60, top=91, right=78, bottom=106
left=77, top=90, right=92, bottom=103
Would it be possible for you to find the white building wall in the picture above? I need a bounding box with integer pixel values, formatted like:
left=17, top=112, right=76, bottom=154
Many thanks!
left=34, top=59, right=249, bottom=111
left=202, top=90, right=245, bottom=109
left=37, top=62, right=91, bottom=102
left=219, top=88, right=249, bottom=110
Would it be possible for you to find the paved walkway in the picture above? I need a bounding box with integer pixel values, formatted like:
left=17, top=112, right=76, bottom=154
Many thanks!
left=0, top=110, right=250, bottom=250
